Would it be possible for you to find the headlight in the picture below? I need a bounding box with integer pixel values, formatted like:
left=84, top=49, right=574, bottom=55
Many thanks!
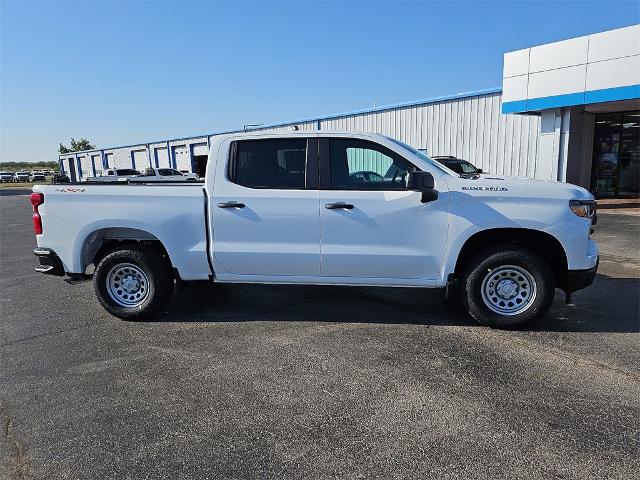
left=569, top=199, right=597, bottom=218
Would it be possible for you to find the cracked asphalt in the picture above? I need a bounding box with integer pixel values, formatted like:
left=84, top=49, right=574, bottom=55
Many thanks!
left=1, top=192, right=639, bottom=479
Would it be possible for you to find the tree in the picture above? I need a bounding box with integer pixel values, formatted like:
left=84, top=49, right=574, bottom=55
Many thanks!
left=0, top=161, right=58, bottom=172
left=59, top=138, right=95, bottom=154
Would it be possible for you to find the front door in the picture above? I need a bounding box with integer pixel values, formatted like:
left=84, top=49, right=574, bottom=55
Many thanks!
left=319, top=138, right=448, bottom=281
left=212, top=137, right=320, bottom=277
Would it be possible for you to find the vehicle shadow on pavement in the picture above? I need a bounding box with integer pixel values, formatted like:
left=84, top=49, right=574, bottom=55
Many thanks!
left=536, top=274, right=639, bottom=333
left=161, top=282, right=477, bottom=327
left=157, top=273, right=639, bottom=332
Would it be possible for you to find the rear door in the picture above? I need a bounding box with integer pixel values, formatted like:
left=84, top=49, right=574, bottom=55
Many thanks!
left=212, top=137, right=320, bottom=277
left=319, top=137, right=448, bottom=281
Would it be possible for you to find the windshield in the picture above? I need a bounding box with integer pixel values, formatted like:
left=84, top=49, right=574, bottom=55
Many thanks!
left=116, top=169, right=141, bottom=176
left=385, top=137, right=457, bottom=176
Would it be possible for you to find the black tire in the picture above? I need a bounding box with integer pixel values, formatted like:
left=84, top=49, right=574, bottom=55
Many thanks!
left=460, top=245, right=555, bottom=329
left=93, top=245, right=174, bottom=320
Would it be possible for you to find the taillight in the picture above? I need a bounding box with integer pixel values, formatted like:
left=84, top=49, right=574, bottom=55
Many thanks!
left=30, top=192, right=44, bottom=234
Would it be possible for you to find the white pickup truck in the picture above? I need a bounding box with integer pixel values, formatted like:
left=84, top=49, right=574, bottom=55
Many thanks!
left=85, top=168, right=143, bottom=182
left=137, top=168, right=199, bottom=182
left=31, top=132, right=598, bottom=328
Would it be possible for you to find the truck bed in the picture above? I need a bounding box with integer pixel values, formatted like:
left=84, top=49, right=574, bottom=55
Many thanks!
left=33, top=183, right=211, bottom=280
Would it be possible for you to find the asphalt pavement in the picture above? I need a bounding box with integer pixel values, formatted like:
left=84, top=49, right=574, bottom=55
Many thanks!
left=1, top=192, right=638, bottom=479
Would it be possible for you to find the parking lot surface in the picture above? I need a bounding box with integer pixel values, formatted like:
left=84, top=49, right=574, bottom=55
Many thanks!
left=1, top=192, right=639, bottom=479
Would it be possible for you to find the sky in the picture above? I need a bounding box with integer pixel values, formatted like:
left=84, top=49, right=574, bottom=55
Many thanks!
left=1, top=0, right=639, bottom=163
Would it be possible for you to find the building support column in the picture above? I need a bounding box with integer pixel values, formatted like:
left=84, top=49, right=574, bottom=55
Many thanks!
left=188, top=144, right=194, bottom=173
left=167, top=141, right=175, bottom=169
left=146, top=144, right=152, bottom=169
left=537, top=106, right=592, bottom=188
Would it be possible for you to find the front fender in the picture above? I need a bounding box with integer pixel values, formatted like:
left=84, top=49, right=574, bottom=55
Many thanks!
left=440, top=192, right=569, bottom=284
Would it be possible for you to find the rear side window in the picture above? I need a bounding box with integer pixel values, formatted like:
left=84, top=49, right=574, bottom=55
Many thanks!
left=116, top=169, right=140, bottom=176
left=229, top=139, right=307, bottom=189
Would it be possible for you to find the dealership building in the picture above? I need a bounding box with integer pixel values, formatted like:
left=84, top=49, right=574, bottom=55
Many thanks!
left=60, top=24, right=639, bottom=197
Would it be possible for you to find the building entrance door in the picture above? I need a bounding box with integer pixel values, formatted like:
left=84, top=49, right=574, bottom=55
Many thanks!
left=591, top=111, right=640, bottom=197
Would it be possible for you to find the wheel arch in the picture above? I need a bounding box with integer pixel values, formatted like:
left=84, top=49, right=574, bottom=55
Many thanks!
left=80, top=227, right=174, bottom=275
left=453, top=228, right=569, bottom=289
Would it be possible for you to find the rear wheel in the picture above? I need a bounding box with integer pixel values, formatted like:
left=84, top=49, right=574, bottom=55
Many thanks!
left=94, top=245, right=174, bottom=320
left=461, top=246, right=555, bottom=328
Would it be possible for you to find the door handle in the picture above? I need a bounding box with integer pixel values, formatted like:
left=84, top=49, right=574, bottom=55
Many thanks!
left=218, top=202, right=245, bottom=209
left=325, top=202, right=354, bottom=210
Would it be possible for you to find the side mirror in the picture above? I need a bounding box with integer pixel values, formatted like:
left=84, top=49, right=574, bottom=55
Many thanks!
left=407, top=171, right=438, bottom=202
left=476, top=168, right=483, bottom=174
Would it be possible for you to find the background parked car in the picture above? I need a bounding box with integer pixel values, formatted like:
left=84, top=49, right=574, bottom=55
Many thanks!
left=432, top=156, right=484, bottom=175
left=0, top=171, right=15, bottom=182
left=52, top=173, right=70, bottom=184
left=134, top=168, right=199, bottom=182
left=85, top=168, right=142, bottom=182
left=30, top=171, right=46, bottom=182
left=14, top=171, right=30, bottom=182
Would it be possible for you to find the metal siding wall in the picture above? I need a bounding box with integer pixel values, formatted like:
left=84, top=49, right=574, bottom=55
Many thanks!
left=251, top=121, right=318, bottom=133
left=318, top=92, right=541, bottom=178
left=59, top=92, right=545, bottom=180
left=110, top=149, right=132, bottom=169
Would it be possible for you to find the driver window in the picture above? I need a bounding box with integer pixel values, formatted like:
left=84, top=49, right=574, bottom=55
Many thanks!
left=330, top=139, right=416, bottom=190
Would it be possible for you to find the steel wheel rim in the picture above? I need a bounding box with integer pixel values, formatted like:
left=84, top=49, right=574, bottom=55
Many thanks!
left=480, top=265, right=537, bottom=316
left=106, top=263, right=149, bottom=308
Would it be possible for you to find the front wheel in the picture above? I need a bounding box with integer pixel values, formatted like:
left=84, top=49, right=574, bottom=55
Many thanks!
left=461, top=246, right=555, bottom=329
left=93, top=245, right=174, bottom=320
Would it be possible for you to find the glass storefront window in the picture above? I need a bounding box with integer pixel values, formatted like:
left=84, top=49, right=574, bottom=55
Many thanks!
left=591, top=111, right=640, bottom=197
